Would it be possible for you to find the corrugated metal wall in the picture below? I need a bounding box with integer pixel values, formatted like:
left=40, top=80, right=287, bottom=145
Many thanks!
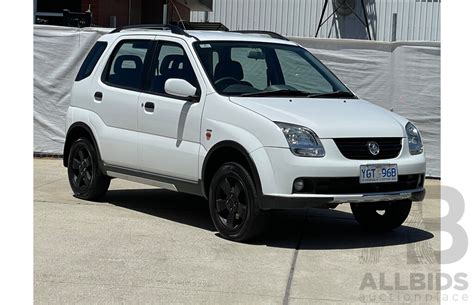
left=191, top=0, right=440, bottom=41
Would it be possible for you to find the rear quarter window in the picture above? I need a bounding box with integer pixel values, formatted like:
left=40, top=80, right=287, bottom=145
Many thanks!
left=75, top=41, right=108, bottom=81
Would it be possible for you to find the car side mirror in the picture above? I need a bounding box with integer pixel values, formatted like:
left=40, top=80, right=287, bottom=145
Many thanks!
left=164, top=78, right=199, bottom=102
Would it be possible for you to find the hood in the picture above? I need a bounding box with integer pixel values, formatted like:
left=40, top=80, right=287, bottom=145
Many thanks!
left=229, top=97, right=407, bottom=138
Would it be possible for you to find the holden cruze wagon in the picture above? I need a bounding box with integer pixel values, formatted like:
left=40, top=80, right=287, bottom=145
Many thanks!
left=64, top=25, right=426, bottom=241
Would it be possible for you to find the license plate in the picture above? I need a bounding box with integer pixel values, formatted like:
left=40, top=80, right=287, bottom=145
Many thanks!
left=360, top=164, right=398, bottom=184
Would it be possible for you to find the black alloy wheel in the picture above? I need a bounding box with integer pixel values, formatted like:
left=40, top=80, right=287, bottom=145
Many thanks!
left=67, top=137, right=110, bottom=200
left=71, top=146, right=93, bottom=190
left=215, top=176, right=249, bottom=231
left=209, top=162, right=265, bottom=241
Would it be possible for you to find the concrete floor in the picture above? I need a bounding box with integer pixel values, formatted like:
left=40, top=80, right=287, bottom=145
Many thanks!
left=34, top=159, right=440, bottom=304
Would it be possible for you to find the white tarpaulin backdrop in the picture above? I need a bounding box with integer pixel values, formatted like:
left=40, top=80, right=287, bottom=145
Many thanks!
left=34, top=25, right=440, bottom=177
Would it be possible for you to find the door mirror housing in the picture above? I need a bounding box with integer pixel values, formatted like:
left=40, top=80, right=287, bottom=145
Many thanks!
left=164, top=78, right=199, bottom=101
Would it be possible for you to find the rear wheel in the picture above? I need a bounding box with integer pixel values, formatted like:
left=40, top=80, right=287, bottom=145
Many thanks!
left=209, top=162, right=265, bottom=242
left=350, top=200, right=412, bottom=232
left=67, top=137, right=110, bottom=200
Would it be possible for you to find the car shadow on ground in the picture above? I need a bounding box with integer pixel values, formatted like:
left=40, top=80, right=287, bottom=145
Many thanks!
left=104, top=188, right=434, bottom=250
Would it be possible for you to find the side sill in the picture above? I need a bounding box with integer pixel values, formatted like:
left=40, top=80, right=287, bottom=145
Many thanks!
left=104, top=164, right=204, bottom=197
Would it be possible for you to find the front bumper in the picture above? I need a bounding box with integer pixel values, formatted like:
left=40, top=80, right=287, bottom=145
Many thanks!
left=250, top=139, right=426, bottom=196
left=260, top=187, right=425, bottom=210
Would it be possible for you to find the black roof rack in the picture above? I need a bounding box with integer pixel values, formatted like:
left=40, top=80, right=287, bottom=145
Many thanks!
left=168, top=22, right=288, bottom=41
left=170, top=21, right=229, bottom=31
left=231, top=30, right=289, bottom=41
left=110, top=23, right=289, bottom=42
left=110, top=24, right=195, bottom=38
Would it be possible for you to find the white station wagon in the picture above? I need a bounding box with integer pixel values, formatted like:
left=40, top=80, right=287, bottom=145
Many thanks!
left=64, top=25, right=425, bottom=241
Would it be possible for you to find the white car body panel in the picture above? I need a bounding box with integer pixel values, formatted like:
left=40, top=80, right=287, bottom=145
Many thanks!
left=85, top=34, right=157, bottom=168
left=199, top=94, right=287, bottom=152
left=229, top=97, right=407, bottom=139
left=136, top=36, right=207, bottom=181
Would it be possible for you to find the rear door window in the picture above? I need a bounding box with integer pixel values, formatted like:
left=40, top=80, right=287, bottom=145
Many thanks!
left=103, top=40, right=153, bottom=90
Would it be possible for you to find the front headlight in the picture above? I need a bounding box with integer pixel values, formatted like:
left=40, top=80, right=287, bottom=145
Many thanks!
left=275, top=122, right=325, bottom=157
left=406, top=122, right=423, bottom=155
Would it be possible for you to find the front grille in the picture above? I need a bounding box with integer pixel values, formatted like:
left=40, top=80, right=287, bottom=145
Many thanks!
left=334, top=138, right=402, bottom=160
left=293, top=174, right=424, bottom=195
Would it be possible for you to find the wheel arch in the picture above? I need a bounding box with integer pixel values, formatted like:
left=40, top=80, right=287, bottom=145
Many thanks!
left=63, top=122, right=104, bottom=173
left=201, top=141, right=262, bottom=199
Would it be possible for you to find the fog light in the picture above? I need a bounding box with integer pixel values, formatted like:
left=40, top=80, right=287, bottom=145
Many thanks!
left=293, top=179, right=305, bottom=192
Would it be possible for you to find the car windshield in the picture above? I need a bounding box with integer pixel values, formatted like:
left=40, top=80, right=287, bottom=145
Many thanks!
left=193, top=41, right=355, bottom=98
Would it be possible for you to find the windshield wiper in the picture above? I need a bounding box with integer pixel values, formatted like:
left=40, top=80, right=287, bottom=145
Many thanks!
left=238, top=89, right=309, bottom=97
left=237, top=89, right=356, bottom=98
left=306, top=91, right=356, bottom=99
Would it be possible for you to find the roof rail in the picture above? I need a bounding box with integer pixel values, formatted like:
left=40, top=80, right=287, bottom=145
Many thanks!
left=110, top=24, right=195, bottom=38
left=231, top=30, right=289, bottom=41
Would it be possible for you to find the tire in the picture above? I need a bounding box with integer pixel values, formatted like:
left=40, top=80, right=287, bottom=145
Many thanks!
left=67, top=137, right=110, bottom=200
left=350, top=200, right=412, bottom=232
left=208, top=162, right=265, bottom=242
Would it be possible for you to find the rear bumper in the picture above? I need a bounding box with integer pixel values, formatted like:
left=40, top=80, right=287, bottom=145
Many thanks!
left=260, top=187, right=425, bottom=210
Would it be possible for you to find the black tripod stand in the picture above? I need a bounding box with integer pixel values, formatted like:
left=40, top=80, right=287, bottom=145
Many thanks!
left=315, top=0, right=372, bottom=40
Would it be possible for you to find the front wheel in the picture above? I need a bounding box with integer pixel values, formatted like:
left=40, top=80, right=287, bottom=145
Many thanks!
left=350, top=200, right=412, bottom=232
left=208, top=162, right=265, bottom=242
left=67, top=137, right=110, bottom=200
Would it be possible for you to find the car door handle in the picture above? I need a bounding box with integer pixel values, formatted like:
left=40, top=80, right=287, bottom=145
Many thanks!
left=144, top=102, right=155, bottom=112
left=94, top=91, right=103, bottom=101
